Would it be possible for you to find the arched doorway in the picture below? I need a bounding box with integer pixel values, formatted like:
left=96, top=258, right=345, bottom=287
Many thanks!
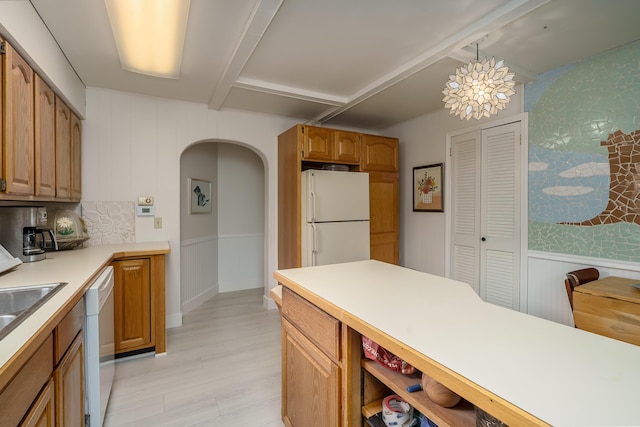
left=179, top=140, right=265, bottom=314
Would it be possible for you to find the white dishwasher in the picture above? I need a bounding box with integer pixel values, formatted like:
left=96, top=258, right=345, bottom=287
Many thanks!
left=85, top=265, right=115, bottom=426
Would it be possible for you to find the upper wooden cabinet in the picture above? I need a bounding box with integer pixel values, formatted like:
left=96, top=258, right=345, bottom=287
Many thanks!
left=301, top=125, right=361, bottom=164
left=34, top=75, right=57, bottom=197
left=55, top=97, right=72, bottom=199
left=334, top=130, right=361, bottom=164
left=302, top=125, right=333, bottom=161
left=361, top=134, right=399, bottom=173
left=3, top=41, right=35, bottom=196
left=70, top=113, right=82, bottom=200
left=0, top=39, right=82, bottom=202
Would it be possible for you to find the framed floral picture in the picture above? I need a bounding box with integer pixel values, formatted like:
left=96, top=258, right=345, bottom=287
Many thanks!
left=189, top=178, right=212, bottom=214
left=413, top=163, right=444, bottom=212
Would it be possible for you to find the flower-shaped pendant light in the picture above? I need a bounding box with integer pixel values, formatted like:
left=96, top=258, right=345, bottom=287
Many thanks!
left=442, top=46, right=516, bottom=120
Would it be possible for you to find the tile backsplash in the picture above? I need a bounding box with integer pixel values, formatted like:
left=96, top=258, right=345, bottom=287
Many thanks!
left=81, top=201, right=135, bottom=245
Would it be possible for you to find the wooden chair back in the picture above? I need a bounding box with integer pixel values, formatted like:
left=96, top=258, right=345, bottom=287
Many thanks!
left=564, top=267, right=600, bottom=310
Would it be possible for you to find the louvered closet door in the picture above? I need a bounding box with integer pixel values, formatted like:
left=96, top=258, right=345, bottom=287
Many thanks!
left=450, top=121, right=522, bottom=310
left=480, top=122, right=521, bottom=310
left=450, top=131, right=481, bottom=294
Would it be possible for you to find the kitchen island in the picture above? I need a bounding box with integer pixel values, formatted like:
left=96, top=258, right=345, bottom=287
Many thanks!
left=274, top=260, right=640, bottom=426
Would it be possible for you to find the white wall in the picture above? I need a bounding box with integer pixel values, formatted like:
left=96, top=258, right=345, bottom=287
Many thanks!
left=217, top=144, right=265, bottom=292
left=180, top=143, right=219, bottom=314
left=382, top=88, right=640, bottom=326
left=383, top=87, right=524, bottom=276
left=180, top=143, right=218, bottom=241
left=528, top=252, right=640, bottom=326
left=83, top=87, right=299, bottom=327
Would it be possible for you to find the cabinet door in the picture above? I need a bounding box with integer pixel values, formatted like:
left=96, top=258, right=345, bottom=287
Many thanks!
left=361, top=134, right=399, bottom=172
left=20, top=378, right=56, bottom=427
left=113, top=258, right=152, bottom=353
left=55, top=98, right=71, bottom=199
left=0, top=40, right=3, bottom=193
left=34, top=75, right=56, bottom=197
left=0, top=335, right=54, bottom=427
left=302, top=125, right=333, bottom=161
left=55, top=332, right=84, bottom=427
left=334, top=130, right=360, bottom=164
left=282, top=319, right=340, bottom=427
left=70, top=113, right=82, bottom=200
left=369, top=172, right=399, bottom=264
left=4, top=42, right=35, bottom=196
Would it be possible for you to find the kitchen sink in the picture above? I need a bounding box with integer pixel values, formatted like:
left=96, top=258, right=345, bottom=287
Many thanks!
left=0, top=283, right=67, bottom=341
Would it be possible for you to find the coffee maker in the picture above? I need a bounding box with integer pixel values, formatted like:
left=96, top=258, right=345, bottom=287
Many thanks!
left=0, top=206, right=58, bottom=262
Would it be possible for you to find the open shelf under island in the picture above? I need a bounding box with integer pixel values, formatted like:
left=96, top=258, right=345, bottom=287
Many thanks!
left=273, top=260, right=640, bottom=427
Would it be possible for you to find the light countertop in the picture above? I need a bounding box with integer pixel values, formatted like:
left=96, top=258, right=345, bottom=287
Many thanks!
left=0, top=241, right=170, bottom=371
left=274, top=260, right=640, bottom=426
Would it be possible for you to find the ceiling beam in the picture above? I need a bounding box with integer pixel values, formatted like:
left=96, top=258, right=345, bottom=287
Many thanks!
left=312, top=0, right=550, bottom=124
left=208, top=0, right=283, bottom=110
left=234, top=77, right=347, bottom=106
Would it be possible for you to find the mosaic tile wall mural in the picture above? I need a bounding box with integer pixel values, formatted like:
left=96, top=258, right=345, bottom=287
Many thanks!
left=525, top=40, right=640, bottom=261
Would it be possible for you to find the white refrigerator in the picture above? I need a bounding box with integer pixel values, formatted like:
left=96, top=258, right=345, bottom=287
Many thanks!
left=301, top=169, right=370, bottom=266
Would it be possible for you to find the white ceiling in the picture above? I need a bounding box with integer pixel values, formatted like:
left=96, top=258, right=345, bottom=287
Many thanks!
left=30, top=0, right=640, bottom=130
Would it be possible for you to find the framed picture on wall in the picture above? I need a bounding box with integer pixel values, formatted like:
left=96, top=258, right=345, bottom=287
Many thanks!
left=413, top=163, right=444, bottom=212
left=189, top=178, right=212, bottom=214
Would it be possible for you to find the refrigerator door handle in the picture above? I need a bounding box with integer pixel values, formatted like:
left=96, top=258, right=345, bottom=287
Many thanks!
left=310, top=191, right=317, bottom=222
left=311, top=223, right=317, bottom=266
left=310, top=172, right=317, bottom=221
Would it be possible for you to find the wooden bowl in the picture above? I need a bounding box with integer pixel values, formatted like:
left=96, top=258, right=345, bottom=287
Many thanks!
left=421, top=373, right=462, bottom=408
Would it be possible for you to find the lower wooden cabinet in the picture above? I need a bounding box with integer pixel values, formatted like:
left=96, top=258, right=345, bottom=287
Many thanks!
left=281, top=287, right=341, bottom=427
left=0, top=335, right=54, bottom=426
left=112, top=254, right=167, bottom=356
left=368, top=172, right=399, bottom=264
left=21, top=378, right=56, bottom=427
left=54, top=332, right=84, bottom=427
left=282, top=319, right=340, bottom=427
left=0, top=300, right=84, bottom=427
left=280, top=287, right=361, bottom=427
left=278, top=285, right=481, bottom=427
left=113, top=257, right=152, bottom=354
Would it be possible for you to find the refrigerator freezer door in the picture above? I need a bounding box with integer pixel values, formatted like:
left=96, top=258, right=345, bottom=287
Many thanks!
left=302, top=170, right=370, bottom=222
left=303, top=221, right=370, bottom=267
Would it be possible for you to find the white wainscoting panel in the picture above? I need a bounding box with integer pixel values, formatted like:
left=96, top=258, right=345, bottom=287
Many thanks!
left=527, top=251, right=640, bottom=326
left=218, top=233, right=264, bottom=292
left=181, top=235, right=219, bottom=315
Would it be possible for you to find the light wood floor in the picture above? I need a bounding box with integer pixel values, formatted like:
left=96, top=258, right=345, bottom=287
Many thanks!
left=104, top=288, right=285, bottom=427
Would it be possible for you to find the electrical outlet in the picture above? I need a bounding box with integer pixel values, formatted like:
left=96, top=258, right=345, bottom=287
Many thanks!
left=154, top=217, right=162, bottom=229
